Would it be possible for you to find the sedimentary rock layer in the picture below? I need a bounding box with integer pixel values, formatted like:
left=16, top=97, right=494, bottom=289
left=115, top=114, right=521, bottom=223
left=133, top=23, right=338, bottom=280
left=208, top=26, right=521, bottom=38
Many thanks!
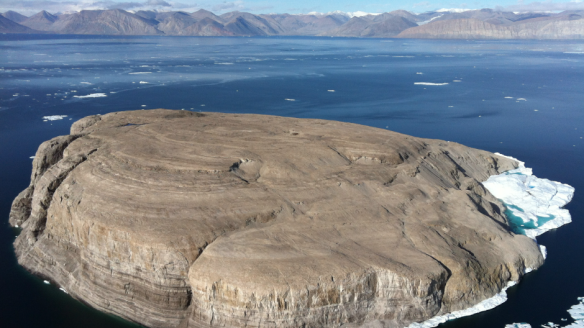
left=11, top=109, right=543, bottom=328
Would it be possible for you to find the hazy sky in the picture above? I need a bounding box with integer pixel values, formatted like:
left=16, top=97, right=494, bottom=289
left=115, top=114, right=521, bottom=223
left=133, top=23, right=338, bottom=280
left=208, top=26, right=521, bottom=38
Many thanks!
left=2, top=0, right=584, bottom=16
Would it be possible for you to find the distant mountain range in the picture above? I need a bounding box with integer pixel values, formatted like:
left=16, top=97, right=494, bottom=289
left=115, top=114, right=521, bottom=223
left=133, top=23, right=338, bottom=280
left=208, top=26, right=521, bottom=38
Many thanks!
left=2, top=8, right=584, bottom=39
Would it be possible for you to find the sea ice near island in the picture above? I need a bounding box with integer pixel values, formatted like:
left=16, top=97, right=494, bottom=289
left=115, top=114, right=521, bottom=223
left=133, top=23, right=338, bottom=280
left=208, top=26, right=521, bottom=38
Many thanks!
left=505, top=297, right=584, bottom=328
left=408, top=282, right=518, bottom=328
left=408, top=154, right=574, bottom=328
left=483, top=154, right=574, bottom=239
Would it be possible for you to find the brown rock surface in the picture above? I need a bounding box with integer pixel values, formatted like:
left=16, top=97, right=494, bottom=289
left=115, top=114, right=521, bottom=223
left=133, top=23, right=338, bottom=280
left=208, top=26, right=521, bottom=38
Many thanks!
left=11, top=109, right=543, bottom=328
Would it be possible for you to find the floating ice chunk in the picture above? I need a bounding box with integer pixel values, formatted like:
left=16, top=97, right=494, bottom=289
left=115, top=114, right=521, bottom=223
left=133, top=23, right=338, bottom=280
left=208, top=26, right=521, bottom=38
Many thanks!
left=483, top=154, right=574, bottom=239
left=414, top=82, right=449, bottom=86
left=566, top=298, right=584, bottom=327
left=73, top=93, right=107, bottom=99
left=505, top=324, right=532, bottom=328
left=139, top=81, right=149, bottom=84
left=43, top=115, right=67, bottom=121
left=129, top=72, right=152, bottom=74
left=285, top=98, right=296, bottom=101
left=407, top=281, right=517, bottom=328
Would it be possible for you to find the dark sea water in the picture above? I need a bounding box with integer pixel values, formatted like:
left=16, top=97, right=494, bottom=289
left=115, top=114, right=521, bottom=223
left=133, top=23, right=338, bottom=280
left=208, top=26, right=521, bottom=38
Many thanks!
left=1, top=34, right=583, bottom=328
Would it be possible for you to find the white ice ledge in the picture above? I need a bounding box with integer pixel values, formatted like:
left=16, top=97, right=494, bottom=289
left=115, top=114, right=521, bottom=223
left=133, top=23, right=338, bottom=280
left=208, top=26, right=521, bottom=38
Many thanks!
left=483, top=153, right=574, bottom=239
left=408, top=282, right=517, bottom=328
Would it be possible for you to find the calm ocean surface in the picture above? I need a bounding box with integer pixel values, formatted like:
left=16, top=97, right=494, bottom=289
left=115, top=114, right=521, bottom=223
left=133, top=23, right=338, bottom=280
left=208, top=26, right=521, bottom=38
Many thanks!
left=0, top=34, right=583, bottom=328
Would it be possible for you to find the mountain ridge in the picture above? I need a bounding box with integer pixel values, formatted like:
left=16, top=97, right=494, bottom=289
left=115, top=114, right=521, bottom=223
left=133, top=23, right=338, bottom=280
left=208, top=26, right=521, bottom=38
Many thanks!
left=2, top=8, right=584, bottom=39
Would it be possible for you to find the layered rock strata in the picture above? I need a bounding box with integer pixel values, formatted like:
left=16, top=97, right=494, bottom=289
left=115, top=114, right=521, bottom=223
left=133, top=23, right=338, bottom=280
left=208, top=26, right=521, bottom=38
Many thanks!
left=11, top=109, right=544, bottom=328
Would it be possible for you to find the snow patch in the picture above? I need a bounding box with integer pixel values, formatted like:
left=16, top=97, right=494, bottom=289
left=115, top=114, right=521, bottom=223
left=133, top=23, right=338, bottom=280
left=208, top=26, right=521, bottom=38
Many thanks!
left=437, top=8, right=474, bottom=13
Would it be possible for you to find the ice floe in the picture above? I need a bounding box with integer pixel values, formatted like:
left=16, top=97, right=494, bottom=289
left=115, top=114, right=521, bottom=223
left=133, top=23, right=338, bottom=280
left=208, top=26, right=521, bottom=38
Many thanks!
left=73, top=93, right=107, bottom=99
left=505, top=296, right=584, bottom=328
left=505, top=324, right=532, bottom=328
left=407, top=281, right=517, bottom=328
left=483, top=154, right=574, bottom=239
left=414, top=82, right=449, bottom=86
left=43, top=115, right=67, bottom=121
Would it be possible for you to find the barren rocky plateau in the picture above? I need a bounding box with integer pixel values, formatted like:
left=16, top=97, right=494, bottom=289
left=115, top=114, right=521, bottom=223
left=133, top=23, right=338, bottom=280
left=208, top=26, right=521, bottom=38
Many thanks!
left=10, top=109, right=543, bottom=328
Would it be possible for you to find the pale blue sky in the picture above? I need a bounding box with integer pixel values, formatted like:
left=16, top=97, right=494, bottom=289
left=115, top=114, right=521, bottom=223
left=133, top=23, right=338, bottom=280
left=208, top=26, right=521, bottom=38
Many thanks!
left=1, top=0, right=584, bottom=16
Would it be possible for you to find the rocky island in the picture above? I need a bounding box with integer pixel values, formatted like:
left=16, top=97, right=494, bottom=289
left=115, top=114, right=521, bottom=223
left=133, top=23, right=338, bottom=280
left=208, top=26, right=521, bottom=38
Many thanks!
left=10, top=109, right=544, bottom=328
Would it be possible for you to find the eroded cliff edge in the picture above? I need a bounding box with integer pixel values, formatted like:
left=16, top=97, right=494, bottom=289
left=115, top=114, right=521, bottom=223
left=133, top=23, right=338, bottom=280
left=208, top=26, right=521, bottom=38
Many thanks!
left=10, top=109, right=544, bottom=328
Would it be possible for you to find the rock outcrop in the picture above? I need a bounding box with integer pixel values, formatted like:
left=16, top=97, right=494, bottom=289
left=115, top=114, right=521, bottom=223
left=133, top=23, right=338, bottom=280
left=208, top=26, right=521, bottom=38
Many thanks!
left=11, top=109, right=543, bottom=328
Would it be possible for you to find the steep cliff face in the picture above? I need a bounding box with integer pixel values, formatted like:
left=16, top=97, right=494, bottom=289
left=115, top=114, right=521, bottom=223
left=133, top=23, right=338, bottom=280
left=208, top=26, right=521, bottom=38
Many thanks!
left=11, top=109, right=543, bottom=328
